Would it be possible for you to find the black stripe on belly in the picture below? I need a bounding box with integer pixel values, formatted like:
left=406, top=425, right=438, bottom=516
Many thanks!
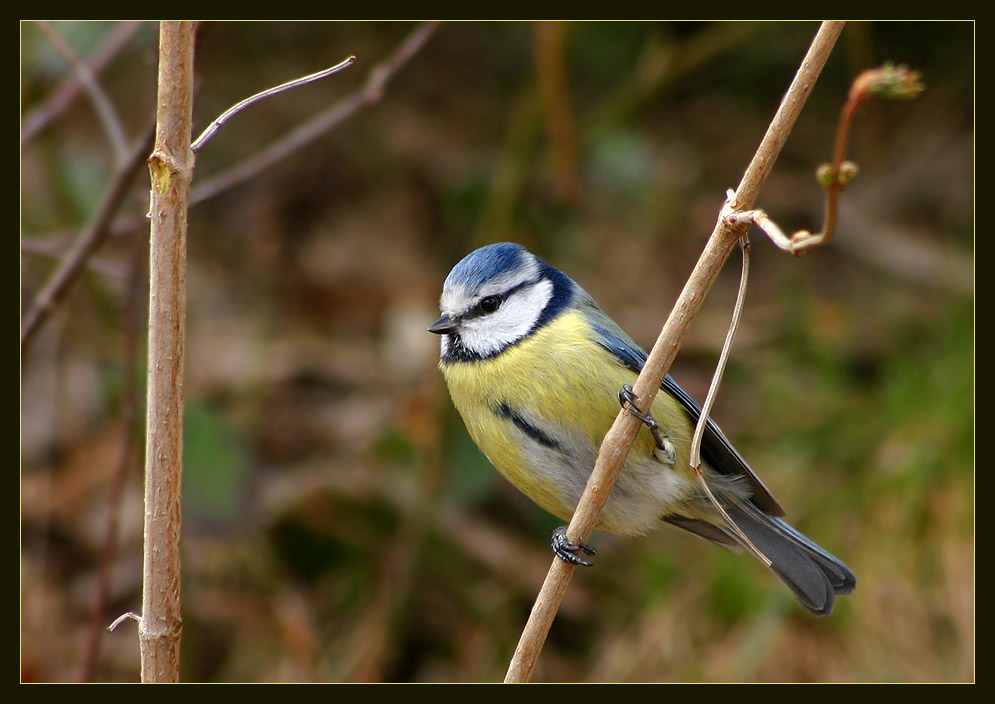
left=495, top=402, right=563, bottom=452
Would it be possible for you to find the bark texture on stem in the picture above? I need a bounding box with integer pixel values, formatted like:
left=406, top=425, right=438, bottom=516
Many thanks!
left=140, top=21, right=195, bottom=684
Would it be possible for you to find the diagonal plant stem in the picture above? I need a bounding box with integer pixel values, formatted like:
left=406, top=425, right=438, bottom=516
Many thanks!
left=504, top=20, right=846, bottom=684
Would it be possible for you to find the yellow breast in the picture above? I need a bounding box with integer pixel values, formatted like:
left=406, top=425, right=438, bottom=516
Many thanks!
left=440, top=311, right=694, bottom=533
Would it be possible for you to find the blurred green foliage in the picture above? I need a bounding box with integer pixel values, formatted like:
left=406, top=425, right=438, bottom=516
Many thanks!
left=184, top=401, right=251, bottom=524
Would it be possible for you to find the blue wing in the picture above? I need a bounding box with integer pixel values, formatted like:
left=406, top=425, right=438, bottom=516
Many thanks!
left=586, top=312, right=785, bottom=517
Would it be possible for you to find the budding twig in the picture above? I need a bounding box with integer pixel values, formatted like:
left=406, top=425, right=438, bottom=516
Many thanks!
left=752, top=62, right=924, bottom=255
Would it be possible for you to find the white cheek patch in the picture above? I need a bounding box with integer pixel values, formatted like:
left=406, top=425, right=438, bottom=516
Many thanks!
left=458, top=279, right=553, bottom=357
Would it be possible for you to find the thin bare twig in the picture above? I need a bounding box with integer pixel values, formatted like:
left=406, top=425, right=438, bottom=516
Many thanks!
left=108, top=612, right=141, bottom=631
left=21, top=21, right=143, bottom=145
left=20, top=122, right=156, bottom=355
left=190, top=21, right=440, bottom=205
left=688, top=234, right=750, bottom=471
left=504, top=20, right=846, bottom=683
left=190, top=55, right=356, bottom=152
left=36, top=21, right=130, bottom=163
left=687, top=235, right=769, bottom=566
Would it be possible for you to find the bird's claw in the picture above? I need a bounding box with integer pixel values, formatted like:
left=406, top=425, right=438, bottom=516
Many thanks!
left=618, top=384, right=672, bottom=455
left=551, top=526, right=596, bottom=567
left=618, top=384, right=658, bottom=429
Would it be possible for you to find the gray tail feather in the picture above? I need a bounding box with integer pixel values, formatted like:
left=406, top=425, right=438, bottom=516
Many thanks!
left=723, top=503, right=856, bottom=616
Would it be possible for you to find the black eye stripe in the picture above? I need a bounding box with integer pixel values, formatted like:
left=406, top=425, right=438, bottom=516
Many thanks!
left=466, top=279, right=536, bottom=319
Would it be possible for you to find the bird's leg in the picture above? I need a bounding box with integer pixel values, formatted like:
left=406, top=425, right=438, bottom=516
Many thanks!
left=551, top=526, right=597, bottom=567
left=618, top=384, right=677, bottom=466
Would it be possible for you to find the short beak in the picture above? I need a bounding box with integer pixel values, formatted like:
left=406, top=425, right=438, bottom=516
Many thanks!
left=427, top=314, right=458, bottom=335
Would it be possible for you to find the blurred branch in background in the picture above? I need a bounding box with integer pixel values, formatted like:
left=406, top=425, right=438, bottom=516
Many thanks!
left=190, top=21, right=440, bottom=206
left=80, top=198, right=147, bottom=683
left=21, top=21, right=143, bottom=146
left=35, top=21, right=130, bottom=163
left=20, top=123, right=156, bottom=354
left=20, top=235, right=131, bottom=280
left=535, top=21, right=581, bottom=205
left=583, top=21, right=764, bottom=140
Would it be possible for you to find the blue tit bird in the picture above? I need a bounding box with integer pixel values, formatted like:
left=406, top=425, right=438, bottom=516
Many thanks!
left=428, top=242, right=855, bottom=615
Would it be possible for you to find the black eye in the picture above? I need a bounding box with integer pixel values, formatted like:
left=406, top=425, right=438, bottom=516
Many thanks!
left=478, top=295, right=502, bottom=314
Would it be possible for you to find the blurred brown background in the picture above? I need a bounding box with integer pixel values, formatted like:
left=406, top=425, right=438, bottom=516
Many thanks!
left=20, top=21, right=973, bottom=682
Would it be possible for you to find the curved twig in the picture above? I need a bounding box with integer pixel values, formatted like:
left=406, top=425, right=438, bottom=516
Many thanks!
left=190, top=55, right=356, bottom=152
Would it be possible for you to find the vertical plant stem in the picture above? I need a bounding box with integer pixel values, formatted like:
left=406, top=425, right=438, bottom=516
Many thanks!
left=140, top=21, right=195, bottom=684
